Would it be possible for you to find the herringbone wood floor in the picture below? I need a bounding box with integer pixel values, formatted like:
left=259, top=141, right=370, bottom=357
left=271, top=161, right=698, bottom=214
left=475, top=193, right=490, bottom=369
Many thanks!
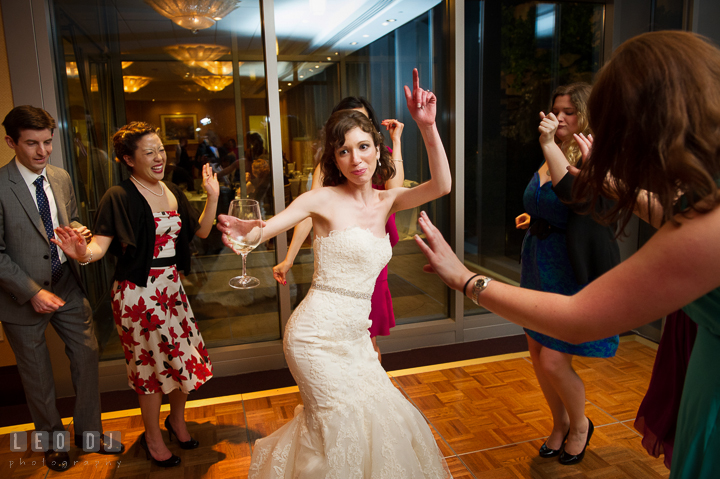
left=0, top=337, right=669, bottom=478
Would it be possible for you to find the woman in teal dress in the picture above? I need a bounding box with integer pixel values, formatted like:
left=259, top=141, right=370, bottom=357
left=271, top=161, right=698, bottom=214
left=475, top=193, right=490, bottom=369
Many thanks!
left=415, top=31, right=720, bottom=478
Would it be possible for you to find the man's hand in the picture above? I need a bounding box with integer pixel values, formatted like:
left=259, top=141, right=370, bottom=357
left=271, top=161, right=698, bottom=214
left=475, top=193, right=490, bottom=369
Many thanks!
left=30, top=289, right=65, bottom=314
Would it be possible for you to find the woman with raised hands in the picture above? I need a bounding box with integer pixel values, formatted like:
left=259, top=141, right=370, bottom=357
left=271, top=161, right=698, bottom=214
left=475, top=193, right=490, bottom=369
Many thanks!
left=53, top=121, right=219, bottom=468
left=415, top=31, right=720, bottom=478
left=219, top=69, right=452, bottom=478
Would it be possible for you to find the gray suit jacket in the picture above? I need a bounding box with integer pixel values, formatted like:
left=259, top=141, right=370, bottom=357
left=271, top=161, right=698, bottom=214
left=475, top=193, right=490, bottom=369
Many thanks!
left=0, top=160, right=83, bottom=324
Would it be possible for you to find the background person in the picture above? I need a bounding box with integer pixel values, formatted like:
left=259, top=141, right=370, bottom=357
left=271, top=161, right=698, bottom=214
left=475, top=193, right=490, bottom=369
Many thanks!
left=515, top=83, right=620, bottom=465
left=53, top=121, right=219, bottom=468
left=0, top=105, right=123, bottom=472
left=414, top=31, right=720, bottom=478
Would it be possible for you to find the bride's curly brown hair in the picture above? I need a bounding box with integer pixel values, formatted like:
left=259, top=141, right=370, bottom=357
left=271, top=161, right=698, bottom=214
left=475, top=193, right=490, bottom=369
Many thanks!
left=321, top=110, right=394, bottom=187
left=574, top=31, right=720, bottom=233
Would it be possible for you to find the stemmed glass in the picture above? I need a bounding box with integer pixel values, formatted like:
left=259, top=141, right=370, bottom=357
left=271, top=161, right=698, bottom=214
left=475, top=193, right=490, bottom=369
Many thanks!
left=227, top=199, right=263, bottom=289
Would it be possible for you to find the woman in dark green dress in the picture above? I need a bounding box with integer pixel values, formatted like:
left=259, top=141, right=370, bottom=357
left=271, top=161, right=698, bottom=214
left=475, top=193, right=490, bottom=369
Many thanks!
left=415, top=31, right=720, bottom=478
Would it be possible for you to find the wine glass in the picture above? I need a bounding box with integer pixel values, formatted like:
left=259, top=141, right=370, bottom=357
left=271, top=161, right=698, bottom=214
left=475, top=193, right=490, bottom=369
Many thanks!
left=227, top=199, right=263, bottom=289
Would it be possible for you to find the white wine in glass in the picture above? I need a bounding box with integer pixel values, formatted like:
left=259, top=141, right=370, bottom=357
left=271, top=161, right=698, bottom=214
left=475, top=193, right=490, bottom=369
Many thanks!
left=227, top=199, right=263, bottom=289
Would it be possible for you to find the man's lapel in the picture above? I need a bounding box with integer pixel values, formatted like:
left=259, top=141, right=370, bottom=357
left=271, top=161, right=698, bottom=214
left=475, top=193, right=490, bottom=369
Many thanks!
left=46, top=166, right=70, bottom=226
left=6, top=160, right=48, bottom=241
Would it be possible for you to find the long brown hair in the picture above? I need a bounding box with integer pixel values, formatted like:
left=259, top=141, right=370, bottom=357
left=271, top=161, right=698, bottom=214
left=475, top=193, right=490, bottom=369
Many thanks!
left=574, top=31, right=720, bottom=232
left=551, top=83, right=592, bottom=165
left=321, top=110, right=394, bottom=187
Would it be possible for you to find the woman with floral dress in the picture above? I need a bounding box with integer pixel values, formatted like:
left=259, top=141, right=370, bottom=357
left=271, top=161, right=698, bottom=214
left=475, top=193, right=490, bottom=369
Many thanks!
left=53, top=122, right=219, bottom=468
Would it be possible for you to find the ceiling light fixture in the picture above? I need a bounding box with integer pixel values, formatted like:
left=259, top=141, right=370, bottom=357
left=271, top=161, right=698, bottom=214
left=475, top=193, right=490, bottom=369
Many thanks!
left=350, top=42, right=357, bottom=45
left=192, top=75, right=234, bottom=91
left=123, top=76, right=152, bottom=93
left=144, top=0, right=241, bottom=33
left=387, top=18, right=396, bottom=22
left=198, top=61, right=238, bottom=75
left=164, top=44, right=229, bottom=66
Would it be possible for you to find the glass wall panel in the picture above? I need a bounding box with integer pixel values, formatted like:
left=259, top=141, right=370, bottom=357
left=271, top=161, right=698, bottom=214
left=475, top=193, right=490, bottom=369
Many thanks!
left=464, top=1, right=604, bottom=314
left=52, top=0, right=276, bottom=360
left=274, top=0, right=452, bottom=326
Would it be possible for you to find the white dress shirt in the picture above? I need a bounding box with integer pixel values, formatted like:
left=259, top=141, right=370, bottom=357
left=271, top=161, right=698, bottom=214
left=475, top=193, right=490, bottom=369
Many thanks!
left=15, top=159, right=67, bottom=263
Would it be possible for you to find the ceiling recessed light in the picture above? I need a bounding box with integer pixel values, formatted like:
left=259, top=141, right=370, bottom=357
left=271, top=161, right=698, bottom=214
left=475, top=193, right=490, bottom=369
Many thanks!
left=300, top=75, right=304, bottom=78
left=315, top=65, right=319, bottom=68
left=287, top=82, right=291, bottom=85
left=387, top=18, right=396, bottom=22
left=335, top=52, right=339, bottom=55
left=382, top=22, right=388, bottom=26
left=327, top=57, right=331, bottom=60
left=362, top=34, right=369, bottom=37
left=214, top=17, right=222, bottom=21
left=279, top=88, right=282, bottom=92
left=309, top=69, right=313, bottom=72
left=350, top=42, right=357, bottom=45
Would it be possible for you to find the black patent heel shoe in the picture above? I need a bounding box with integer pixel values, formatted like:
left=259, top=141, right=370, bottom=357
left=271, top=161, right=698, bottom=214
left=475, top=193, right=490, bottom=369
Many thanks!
left=559, top=418, right=594, bottom=465
left=539, top=430, right=569, bottom=458
left=165, top=416, right=200, bottom=449
left=139, top=433, right=181, bottom=467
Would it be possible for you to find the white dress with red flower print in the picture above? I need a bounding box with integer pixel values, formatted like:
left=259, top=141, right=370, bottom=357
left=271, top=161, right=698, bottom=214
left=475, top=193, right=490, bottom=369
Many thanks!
left=111, top=211, right=212, bottom=395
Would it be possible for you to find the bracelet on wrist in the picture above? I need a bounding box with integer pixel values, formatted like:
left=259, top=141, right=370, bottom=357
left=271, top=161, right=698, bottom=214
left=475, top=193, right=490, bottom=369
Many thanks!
left=392, top=159, right=403, bottom=163
left=79, top=249, right=93, bottom=266
left=463, top=273, right=481, bottom=297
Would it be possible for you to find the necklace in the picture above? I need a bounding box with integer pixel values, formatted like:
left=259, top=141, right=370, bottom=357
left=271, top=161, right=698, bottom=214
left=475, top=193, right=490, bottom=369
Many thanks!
left=131, top=175, right=164, bottom=197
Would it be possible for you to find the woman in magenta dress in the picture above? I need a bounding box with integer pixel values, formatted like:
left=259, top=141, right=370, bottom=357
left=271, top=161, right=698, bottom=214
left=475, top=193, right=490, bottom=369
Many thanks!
left=274, top=97, right=403, bottom=361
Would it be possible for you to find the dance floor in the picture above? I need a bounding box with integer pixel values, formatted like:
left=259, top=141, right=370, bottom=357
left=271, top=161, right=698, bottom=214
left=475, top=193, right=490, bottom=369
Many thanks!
left=0, top=336, right=670, bottom=478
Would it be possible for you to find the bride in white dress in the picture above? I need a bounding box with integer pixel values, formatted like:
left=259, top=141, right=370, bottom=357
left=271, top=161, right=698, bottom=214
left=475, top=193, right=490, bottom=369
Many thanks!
left=218, top=69, right=451, bottom=479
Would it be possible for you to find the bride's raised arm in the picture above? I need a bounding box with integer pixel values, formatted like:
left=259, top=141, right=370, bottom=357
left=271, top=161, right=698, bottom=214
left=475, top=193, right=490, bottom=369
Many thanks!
left=388, top=68, right=451, bottom=215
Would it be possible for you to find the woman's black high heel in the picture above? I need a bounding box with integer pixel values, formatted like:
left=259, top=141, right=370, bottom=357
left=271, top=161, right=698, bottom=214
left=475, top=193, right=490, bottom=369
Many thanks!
left=559, top=418, right=594, bottom=465
left=165, top=416, right=200, bottom=449
left=139, top=433, right=181, bottom=467
left=538, top=430, right=569, bottom=458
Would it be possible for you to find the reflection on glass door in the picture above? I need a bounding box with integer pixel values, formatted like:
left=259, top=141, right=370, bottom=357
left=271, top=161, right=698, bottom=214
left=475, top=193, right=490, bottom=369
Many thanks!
left=464, top=1, right=604, bottom=314
left=53, top=0, right=278, bottom=360
left=273, top=0, right=451, bottom=327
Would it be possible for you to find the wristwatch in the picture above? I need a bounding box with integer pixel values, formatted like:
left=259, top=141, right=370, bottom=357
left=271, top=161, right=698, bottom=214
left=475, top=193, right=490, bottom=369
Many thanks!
left=471, top=276, right=493, bottom=306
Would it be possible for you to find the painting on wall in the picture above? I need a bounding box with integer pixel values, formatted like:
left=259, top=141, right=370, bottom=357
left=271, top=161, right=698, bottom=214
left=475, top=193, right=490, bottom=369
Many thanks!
left=160, top=114, right=198, bottom=145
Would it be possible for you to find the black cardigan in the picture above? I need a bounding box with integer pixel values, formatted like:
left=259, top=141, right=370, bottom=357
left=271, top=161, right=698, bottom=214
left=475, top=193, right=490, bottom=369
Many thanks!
left=94, top=179, right=200, bottom=287
left=553, top=172, right=620, bottom=285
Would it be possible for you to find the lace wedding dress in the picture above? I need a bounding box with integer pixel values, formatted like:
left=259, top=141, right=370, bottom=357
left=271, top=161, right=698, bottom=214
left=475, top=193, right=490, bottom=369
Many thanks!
left=249, top=227, right=450, bottom=479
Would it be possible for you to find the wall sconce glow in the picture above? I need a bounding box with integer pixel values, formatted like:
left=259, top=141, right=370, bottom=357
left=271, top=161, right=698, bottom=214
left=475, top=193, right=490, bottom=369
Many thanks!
left=309, top=0, right=325, bottom=16
left=164, top=44, right=229, bottom=66
left=66, top=62, right=78, bottom=78
left=123, top=76, right=152, bottom=93
left=192, top=75, right=234, bottom=91
left=144, top=0, right=241, bottom=33
left=200, top=116, right=212, bottom=125
left=90, top=76, right=98, bottom=92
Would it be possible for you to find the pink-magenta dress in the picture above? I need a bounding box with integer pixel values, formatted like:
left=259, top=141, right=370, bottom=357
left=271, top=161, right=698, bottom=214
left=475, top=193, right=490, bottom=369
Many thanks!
left=369, top=184, right=399, bottom=338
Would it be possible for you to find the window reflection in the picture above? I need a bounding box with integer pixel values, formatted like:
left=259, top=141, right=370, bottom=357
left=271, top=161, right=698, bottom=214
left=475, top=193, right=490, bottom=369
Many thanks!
left=275, top=0, right=450, bottom=327
left=464, top=1, right=604, bottom=314
left=53, top=0, right=279, bottom=360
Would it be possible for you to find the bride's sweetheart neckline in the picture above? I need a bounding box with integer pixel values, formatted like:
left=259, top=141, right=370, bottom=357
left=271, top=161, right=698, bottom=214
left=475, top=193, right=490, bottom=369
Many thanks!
left=314, top=225, right=390, bottom=243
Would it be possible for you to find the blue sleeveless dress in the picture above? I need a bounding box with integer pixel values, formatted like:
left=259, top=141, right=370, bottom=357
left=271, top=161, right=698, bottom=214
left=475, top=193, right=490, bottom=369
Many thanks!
left=520, top=172, right=618, bottom=357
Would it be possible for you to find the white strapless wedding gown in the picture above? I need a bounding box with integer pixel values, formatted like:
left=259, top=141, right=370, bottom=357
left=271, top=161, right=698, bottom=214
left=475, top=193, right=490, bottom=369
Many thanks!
left=249, top=227, right=450, bottom=479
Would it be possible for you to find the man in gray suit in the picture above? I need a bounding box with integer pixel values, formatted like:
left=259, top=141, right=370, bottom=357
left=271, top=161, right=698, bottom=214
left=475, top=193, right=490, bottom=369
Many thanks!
left=0, top=106, right=123, bottom=472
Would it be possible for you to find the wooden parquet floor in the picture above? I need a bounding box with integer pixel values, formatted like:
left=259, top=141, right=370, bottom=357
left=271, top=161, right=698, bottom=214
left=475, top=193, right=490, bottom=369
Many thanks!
left=0, top=337, right=669, bottom=478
